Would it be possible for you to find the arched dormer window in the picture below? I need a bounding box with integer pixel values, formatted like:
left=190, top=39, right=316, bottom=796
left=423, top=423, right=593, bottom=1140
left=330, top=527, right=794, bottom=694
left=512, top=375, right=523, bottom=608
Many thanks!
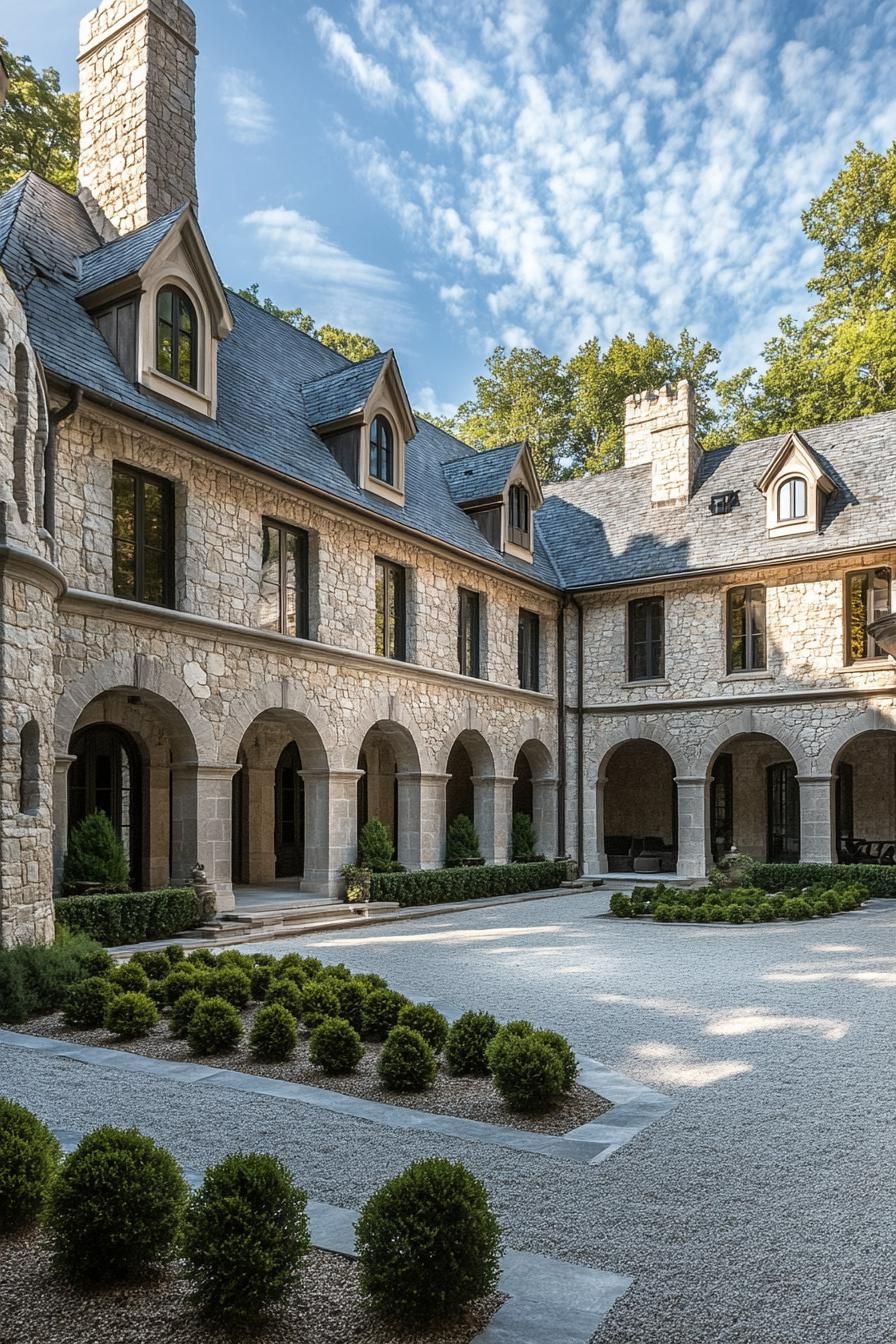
left=369, top=414, right=394, bottom=485
left=508, top=483, right=531, bottom=546
left=777, top=476, right=807, bottom=523
left=156, top=285, right=197, bottom=388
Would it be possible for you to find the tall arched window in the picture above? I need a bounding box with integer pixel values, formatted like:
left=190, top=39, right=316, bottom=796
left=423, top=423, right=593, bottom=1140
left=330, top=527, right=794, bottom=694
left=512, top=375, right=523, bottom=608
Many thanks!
left=19, top=720, right=40, bottom=816
left=508, top=484, right=530, bottom=545
left=369, top=415, right=394, bottom=484
left=156, top=286, right=197, bottom=387
left=777, top=476, right=807, bottom=522
left=13, top=344, right=30, bottom=525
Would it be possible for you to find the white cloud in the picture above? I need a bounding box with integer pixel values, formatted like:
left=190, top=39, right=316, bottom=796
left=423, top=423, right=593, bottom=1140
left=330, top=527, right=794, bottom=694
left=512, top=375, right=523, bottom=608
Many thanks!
left=226, top=0, right=246, bottom=16
left=416, top=383, right=458, bottom=419
left=241, top=207, right=411, bottom=336
left=308, top=9, right=397, bottom=103
left=218, top=69, right=274, bottom=144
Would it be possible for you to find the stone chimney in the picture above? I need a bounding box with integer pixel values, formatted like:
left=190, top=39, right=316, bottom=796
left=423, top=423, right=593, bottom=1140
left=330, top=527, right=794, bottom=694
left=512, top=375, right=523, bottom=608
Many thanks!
left=623, top=379, right=697, bottom=506
left=77, top=0, right=198, bottom=239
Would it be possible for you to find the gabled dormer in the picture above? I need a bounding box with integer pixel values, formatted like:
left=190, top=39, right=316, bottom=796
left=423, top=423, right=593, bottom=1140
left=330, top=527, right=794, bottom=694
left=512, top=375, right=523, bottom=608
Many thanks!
left=303, top=350, right=416, bottom=507
left=442, top=441, right=544, bottom=563
left=756, top=431, right=835, bottom=538
left=77, top=206, right=234, bottom=418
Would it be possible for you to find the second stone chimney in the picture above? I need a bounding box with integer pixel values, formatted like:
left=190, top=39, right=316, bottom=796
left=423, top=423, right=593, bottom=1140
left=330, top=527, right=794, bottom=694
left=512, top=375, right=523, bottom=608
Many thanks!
left=623, top=380, right=697, bottom=506
left=77, top=0, right=198, bottom=239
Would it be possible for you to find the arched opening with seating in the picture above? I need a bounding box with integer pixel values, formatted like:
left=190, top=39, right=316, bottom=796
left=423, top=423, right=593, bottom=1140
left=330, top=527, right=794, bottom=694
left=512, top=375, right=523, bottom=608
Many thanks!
left=601, top=739, right=678, bottom=874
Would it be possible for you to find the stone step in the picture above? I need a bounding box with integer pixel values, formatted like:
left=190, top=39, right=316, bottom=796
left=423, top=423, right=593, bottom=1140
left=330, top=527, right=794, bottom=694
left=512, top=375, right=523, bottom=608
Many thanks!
left=561, top=878, right=603, bottom=890
left=196, top=900, right=401, bottom=940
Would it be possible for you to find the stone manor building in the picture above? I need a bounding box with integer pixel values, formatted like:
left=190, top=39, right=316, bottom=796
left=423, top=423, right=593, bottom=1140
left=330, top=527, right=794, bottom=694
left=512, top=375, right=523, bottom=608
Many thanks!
left=2, top=0, right=895, bottom=946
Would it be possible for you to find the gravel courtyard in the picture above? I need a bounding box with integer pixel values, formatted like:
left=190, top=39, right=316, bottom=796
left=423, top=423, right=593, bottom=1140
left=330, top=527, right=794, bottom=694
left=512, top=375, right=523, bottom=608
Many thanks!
left=2, top=891, right=895, bottom=1343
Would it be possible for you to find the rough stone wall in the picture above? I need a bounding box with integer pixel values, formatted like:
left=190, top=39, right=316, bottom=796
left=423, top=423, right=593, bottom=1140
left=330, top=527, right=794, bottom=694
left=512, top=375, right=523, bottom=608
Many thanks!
left=54, top=408, right=558, bottom=694
left=580, top=556, right=896, bottom=706
left=623, top=380, right=697, bottom=506
left=0, top=273, right=57, bottom=946
left=78, top=0, right=198, bottom=237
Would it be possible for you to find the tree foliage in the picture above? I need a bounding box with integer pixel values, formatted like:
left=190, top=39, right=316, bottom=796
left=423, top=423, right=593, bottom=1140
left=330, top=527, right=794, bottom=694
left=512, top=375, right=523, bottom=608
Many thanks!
left=235, top=284, right=380, bottom=362
left=0, top=39, right=79, bottom=195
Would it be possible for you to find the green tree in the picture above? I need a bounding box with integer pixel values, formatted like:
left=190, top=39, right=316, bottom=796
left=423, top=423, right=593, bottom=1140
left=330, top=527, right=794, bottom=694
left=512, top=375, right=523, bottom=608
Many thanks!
left=0, top=39, right=79, bottom=195
left=62, top=811, right=129, bottom=892
left=709, top=141, right=896, bottom=446
left=235, top=284, right=379, bottom=362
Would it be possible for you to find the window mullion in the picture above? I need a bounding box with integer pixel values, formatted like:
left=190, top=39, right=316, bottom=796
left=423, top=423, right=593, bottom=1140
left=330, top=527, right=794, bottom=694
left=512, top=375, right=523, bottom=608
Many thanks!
left=134, top=475, right=144, bottom=602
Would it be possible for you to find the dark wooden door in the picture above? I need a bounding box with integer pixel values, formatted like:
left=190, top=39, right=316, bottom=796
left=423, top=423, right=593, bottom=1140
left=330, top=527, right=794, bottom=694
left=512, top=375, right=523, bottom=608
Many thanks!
left=274, top=742, right=304, bottom=879
left=68, top=725, right=143, bottom=888
left=767, top=761, right=800, bottom=863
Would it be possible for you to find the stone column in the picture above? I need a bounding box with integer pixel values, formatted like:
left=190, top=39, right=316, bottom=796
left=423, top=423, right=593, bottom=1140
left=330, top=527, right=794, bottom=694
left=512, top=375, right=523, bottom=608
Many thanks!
left=170, top=763, right=239, bottom=913
left=675, top=776, right=711, bottom=881
left=532, top=777, right=560, bottom=858
left=797, top=774, right=836, bottom=865
left=588, top=775, right=606, bottom=874
left=298, top=768, right=331, bottom=894
left=487, top=776, right=517, bottom=865
left=51, top=754, right=77, bottom=896
left=326, top=768, right=364, bottom=892
left=397, top=772, right=450, bottom=870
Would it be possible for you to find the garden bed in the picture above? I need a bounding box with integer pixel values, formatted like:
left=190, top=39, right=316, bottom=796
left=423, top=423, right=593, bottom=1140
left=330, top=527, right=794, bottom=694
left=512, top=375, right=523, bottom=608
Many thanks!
left=16, top=1004, right=608, bottom=1136
left=0, top=1229, right=504, bottom=1344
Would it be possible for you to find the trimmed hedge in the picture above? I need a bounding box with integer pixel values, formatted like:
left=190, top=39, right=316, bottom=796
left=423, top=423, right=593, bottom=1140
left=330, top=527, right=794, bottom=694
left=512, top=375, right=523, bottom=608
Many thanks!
left=54, top=887, right=203, bottom=946
left=370, top=859, right=568, bottom=907
left=751, top=862, right=896, bottom=899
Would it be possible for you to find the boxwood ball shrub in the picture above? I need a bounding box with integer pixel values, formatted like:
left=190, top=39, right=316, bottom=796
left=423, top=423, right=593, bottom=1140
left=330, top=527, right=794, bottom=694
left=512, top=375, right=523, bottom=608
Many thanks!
left=378, top=1025, right=437, bottom=1092
left=397, top=1002, right=450, bottom=1052
left=107, top=961, right=150, bottom=995
left=182, top=1152, right=310, bottom=1327
left=309, top=1016, right=365, bottom=1074
left=104, top=991, right=159, bottom=1039
left=356, top=1158, right=501, bottom=1322
left=486, top=1029, right=565, bottom=1111
left=445, top=1010, right=499, bottom=1075
left=784, top=896, right=814, bottom=920
left=317, top=961, right=352, bottom=981
left=187, top=996, right=243, bottom=1055
left=0, top=1098, right=60, bottom=1231
left=170, top=987, right=204, bottom=1038
left=249, top=1003, right=298, bottom=1062
left=298, top=979, right=341, bottom=1030
left=265, top=977, right=303, bottom=1019
left=188, top=948, right=216, bottom=969
left=216, top=949, right=252, bottom=972
left=163, top=965, right=205, bottom=1005
left=47, top=1126, right=188, bottom=1282
left=250, top=962, right=273, bottom=1002
left=354, top=972, right=389, bottom=993
left=164, top=943, right=185, bottom=966
left=362, top=987, right=409, bottom=1040
left=334, top=978, right=368, bottom=1031
left=63, top=975, right=115, bottom=1029
left=130, top=950, right=171, bottom=981
left=204, top=964, right=251, bottom=1008
left=532, top=1028, right=578, bottom=1091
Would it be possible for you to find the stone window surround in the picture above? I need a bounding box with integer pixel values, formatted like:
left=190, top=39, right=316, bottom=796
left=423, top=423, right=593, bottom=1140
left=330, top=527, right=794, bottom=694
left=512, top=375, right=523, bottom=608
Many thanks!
left=757, top=430, right=835, bottom=539
left=842, top=565, right=893, bottom=667
left=139, top=266, right=215, bottom=417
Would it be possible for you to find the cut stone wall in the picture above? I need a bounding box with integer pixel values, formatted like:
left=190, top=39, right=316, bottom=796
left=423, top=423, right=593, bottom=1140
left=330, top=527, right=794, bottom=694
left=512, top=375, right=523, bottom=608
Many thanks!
left=623, top=380, right=697, bottom=506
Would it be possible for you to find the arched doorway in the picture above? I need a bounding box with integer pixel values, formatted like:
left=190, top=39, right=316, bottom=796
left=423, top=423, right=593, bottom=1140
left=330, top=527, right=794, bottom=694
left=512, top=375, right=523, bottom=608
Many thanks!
left=275, top=742, right=304, bottom=878
left=832, top=730, right=896, bottom=864
left=442, top=729, right=496, bottom=860
left=601, top=740, right=678, bottom=873
left=708, top=733, right=800, bottom=863
left=68, top=724, right=144, bottom=888
left=512, top=740, right=556, bottom=858
left=356, top=720, right=422, bottom=868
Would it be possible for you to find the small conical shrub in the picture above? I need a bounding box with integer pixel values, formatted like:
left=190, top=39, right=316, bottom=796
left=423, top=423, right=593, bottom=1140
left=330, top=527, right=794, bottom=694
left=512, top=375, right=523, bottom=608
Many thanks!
left=511, top=812, right=538, bottom=861
left=445, top=814, right=480, bottom=863
left=358, top=818, right=395, bottom=872
left=62, top=811, right=129, bottom=892
left=0, top=1099, right=60, bottom=1231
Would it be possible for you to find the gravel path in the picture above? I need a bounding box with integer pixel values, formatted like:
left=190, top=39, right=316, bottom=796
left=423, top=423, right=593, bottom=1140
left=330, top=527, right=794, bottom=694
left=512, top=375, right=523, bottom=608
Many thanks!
left=3, top=893, right=895, bottom=1343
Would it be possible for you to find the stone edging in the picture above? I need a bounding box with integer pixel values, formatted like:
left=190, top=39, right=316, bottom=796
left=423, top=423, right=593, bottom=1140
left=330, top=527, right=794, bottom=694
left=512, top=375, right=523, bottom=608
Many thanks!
left=49, top=1125, right=632, bottom=1344
left=0, top=1026, right=673, bottom=1167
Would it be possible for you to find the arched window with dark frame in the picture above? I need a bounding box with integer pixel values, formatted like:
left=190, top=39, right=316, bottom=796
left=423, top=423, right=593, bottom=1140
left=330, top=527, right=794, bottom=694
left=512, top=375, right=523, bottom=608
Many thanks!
left=156, top=285, right=198, bottom=387
left=776, top=476, right=807, bottom=522
left=369, top=415, right=394, bottom=484
left=508, top=484, right=530, bottom=546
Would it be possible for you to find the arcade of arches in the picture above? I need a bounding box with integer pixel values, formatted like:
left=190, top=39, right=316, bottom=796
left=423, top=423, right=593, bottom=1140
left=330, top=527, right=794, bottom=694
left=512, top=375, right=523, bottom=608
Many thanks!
left=55, top=687, right=559, bottom=906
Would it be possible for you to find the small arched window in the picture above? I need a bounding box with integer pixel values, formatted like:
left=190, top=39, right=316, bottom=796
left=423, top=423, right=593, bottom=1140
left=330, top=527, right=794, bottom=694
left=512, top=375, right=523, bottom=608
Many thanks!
left=777, top=476, right=807, bottom=522
left=156, top=286, right=197, bottom=387
left=19, top=720, right=40, bottom=816
left=508, top=484, right=530, bottom=545
left=369, top=415, right=394, bottom=484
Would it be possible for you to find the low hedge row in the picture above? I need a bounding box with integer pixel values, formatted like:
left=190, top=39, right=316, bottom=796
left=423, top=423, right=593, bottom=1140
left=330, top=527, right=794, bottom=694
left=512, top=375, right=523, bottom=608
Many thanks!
left=370, top=859, right=569, bottom=907
left=54, top=888, right=203, bottom=946
left=750, top=863, right=896, bottom=899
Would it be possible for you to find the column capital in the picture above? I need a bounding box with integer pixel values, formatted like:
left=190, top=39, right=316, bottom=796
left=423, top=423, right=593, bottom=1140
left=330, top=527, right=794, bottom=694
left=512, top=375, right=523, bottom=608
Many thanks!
left=675, top=775, right=709, bottom=787
left=472, top=775, right=518, bottom=787
left=327, top=768, right=366, bottom=785
left=171, top=762, right=241, bottom=780
left=795, top=774, right=834, bottom=785
left=396, top=771, right=451, bottom=785
left=54, top=753, right=78, bottom=773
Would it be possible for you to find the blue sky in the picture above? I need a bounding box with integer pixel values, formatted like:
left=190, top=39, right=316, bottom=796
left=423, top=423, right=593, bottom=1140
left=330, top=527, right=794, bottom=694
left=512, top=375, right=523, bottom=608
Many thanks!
left=8, top=0, right=896, bottom=416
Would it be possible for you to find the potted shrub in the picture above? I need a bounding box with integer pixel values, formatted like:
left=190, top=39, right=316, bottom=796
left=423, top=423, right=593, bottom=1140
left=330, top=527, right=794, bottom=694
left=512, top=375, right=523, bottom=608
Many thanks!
left=511, top=812, right=538, bottom=863
left=445, top=814, right=484, bottom=867
left=61, top=811, right=129, bottom=895
left=340, top=864, right=372, bottom=904
left=358, top=819, right=402, bottom=873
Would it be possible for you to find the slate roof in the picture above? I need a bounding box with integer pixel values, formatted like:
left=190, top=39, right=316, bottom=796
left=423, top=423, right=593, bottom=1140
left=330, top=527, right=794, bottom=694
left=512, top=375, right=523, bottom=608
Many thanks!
left=0, top=174, right=560, bottom=587
left=541, top=410, right=896, bottom=588
left=76, top=205, right=186, bottom=296
left=442, top=441, right=524, bottom=505
left=301, top=351, right=389, bottom=426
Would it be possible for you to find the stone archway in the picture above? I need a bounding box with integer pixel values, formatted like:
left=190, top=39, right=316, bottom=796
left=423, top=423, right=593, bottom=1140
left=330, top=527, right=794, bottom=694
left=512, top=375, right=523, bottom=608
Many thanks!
left=357, top=719, right=437, bottom=870
left=511, top=738, right=557, bottom=859
left=705, top=732, right=801, bottom=865
left=442, top=728, right=499, bottom=863
left=597, top=738, right=679, bottom=875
